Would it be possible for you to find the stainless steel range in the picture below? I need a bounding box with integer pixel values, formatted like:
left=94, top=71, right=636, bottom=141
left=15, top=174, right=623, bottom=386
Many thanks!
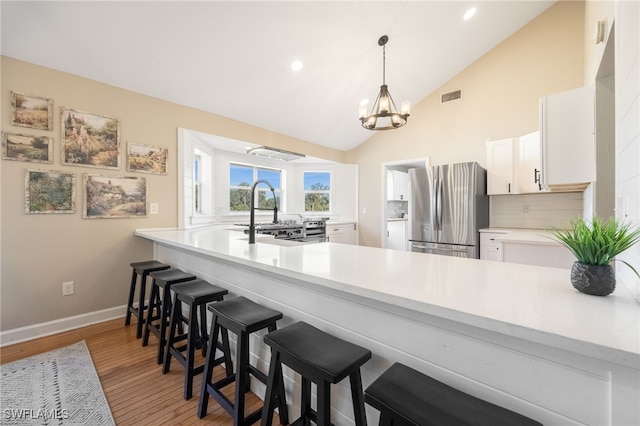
left=238, top=218, right=327, bottom=243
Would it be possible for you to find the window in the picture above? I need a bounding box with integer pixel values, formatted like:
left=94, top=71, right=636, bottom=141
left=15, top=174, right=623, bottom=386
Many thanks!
left=229, top=163, right=281, bottom=211
left=194, top=154, right=202, bottom=213
left=304, top=171, right=330, bottom=212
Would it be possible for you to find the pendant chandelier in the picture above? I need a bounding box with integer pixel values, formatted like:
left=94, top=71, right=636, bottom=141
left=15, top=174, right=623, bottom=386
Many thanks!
left=359, top=35, right=410, bottom=131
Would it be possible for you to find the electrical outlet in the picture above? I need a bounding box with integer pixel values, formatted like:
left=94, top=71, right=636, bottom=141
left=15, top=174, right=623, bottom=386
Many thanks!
left=62, top=281, right=74, bottom=296
left=523, top=205, right=530, bottom=214
left=150, top=203, right=159, bottom=214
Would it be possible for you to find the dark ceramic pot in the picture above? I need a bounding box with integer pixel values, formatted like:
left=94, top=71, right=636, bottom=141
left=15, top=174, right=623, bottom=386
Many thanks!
left=570, top=261, right=616, bottom=296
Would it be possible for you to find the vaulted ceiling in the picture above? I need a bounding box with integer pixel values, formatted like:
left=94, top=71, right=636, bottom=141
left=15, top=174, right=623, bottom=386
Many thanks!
left=1, top=1, right=554, bottom=151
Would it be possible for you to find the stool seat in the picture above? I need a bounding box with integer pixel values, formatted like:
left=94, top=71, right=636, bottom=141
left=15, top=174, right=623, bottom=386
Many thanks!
left=365, top=363, right=543, bottom=426
left=125, top=260, right=170, bottom=338
left=262, top=321, right=371, bottom=426
left=264, top=321, right=371, bottom=384
left=163, top=279, right=231, bottom=400
left=142, top=268, right=197, bottom=364
left=198, top=296, right=287, bottom=426
left=208, top=296, right=283, bottom=333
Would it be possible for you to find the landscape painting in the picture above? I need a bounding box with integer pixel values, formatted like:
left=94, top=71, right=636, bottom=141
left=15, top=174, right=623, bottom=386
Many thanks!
left=25, top=169, right=75, bottom=214
left=83, top=174, right=146, bottom=218
left=126, top=143, right=168, bottom=174
left=2, top=132, right=53, bottom=163
left=11, top=91, right=53, bottom=130
left=62, top=108, right=120, bottom=169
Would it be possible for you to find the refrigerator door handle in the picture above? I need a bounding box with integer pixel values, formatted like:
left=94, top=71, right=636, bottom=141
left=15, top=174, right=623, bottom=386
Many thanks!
left=431, top=179, right=438, bottom=231
left=436, top=178, right=443, bottom=230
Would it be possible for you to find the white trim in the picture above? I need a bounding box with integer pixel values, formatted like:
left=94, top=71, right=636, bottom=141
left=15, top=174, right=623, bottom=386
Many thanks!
left=0, top=305, right=127, bottom=347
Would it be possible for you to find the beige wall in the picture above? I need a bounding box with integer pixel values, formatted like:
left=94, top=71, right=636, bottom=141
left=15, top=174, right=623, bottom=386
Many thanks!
left=346, top=1, right=586, bottom=247
left=0, top=58, right=344, bottom=331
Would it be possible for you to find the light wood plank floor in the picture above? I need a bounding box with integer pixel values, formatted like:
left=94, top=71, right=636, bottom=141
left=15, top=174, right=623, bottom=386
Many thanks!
left=0, top=318, right=281, bottom=425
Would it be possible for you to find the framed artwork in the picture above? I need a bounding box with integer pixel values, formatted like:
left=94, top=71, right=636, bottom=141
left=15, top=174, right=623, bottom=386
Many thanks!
left=25, top=169, right=76, bottom=214
left=61, top=108, right=120, bottom=169
left=11, top=91, right=54, bottom=131
left=83, top=174, right=147, bottom=218
left=126, top=142, right=168, bottom=174
left=2, top=132, right=53, bottom=163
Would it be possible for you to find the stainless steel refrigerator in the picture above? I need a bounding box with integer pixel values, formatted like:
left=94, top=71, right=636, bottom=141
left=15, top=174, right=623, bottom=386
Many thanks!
left=408, top=162, right=488, bottom=258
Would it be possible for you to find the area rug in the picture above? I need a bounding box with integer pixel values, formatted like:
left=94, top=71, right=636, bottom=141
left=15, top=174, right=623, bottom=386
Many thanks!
left=0, top=340, right=115, bottom=425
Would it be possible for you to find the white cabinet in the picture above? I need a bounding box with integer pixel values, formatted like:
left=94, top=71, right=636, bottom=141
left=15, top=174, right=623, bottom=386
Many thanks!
left=486, top=139, right=515, bottom=195
left=517, top=131, right=543, bottom=194
left=386, top=171, right=409, bottom=201
left=327, top=223, right=357, bottom=245
left=480, top=232, right=503, bottom=261
left=486, top=132, right=544, bottom=195
left=387, top=220, right=406, bottom=251
left=539, top=86, right=595, bottom=191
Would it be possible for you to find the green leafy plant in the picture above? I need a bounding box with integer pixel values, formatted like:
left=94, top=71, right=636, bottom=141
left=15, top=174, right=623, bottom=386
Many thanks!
left=551, top=216, right=640, bottom=277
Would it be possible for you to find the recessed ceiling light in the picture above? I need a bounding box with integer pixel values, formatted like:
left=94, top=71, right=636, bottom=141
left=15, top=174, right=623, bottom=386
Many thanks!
left=463, top=7, right=477, bottom=21
left=291, top=60, right=303, bottom=72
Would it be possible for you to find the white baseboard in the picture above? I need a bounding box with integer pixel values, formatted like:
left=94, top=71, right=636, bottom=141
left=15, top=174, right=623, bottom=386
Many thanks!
left=0, top=305, right=127, bottom=347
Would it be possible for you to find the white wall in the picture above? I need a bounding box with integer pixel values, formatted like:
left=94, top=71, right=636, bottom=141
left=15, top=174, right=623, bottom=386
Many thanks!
left=614, top=0, right=640, bottom=299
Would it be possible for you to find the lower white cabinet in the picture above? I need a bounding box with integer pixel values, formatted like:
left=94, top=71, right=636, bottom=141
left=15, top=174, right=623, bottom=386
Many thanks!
left=480, top=229, right=574, bottom=269
left=387, top=220, right=407, bottom=251
left=326, top=223, right=357, bottom=245
left=480, top=232, right=503, bottom=261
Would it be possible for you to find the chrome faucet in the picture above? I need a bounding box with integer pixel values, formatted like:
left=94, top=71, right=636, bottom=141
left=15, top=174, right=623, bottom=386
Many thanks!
left=249, top=179, right=278, bottom=244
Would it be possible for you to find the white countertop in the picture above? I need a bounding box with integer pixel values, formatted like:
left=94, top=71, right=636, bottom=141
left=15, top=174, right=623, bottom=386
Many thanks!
left=135, top=226, right=639, bottom=368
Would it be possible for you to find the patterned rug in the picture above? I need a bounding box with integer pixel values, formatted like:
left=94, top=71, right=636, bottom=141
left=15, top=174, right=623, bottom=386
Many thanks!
left=0, top=340, right=114, bottom=425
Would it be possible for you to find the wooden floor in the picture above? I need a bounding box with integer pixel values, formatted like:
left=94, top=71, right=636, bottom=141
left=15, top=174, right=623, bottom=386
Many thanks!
left=0, top=318, right=280, bottom=425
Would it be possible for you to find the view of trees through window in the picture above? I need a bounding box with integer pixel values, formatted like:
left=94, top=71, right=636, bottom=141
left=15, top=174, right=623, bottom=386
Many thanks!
left=229, top=163, right=281, bottom=211
left=304, top=171, right=330, bottom=212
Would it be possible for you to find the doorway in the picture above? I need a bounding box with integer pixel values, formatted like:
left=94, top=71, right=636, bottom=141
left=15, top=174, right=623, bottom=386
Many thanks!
left=381, top=157, right=429, bottom=250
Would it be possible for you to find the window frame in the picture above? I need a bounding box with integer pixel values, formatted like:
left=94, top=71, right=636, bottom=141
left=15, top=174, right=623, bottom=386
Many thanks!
left=229, top=162, right=283, bottom=213
left=303, top=170, right=331, bottom=213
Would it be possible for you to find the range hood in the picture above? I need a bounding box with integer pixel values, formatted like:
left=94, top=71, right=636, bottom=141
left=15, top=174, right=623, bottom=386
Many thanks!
left=246, top=146, right=305, bottom=161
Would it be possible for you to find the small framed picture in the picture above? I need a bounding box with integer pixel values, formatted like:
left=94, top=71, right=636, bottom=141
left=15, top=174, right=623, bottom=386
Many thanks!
left=11, top=91, right=54, bottom=131
left=61, top=108, right=120, bottom=169
left=126, top=143, right=168, bottom=174
left=2, top=132, right=53, bottom=163
left=83, top=174, right=147, bottom=218
left=25, top=169, right=76, bottom=214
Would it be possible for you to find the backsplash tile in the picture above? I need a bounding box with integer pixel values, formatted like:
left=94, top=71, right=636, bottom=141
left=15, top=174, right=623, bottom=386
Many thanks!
left=386, top=200, right=408, bottom=218
left=490, top=192, right=583, bottom=229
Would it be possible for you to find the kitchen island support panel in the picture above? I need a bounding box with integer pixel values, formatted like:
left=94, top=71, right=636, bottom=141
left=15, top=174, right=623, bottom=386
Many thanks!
left=137, top=227, right=639, bottom=426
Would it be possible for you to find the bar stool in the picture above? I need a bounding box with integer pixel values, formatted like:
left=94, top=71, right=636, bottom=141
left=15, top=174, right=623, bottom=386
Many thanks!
left=364, top=362, right=543, bottom=426
left=261, top=321, right=372, bottom=426
left=142, top=268, right=197, bottom=364
left=163, top=279, right=232, bottom=400
left=198, top=296, right=288, bottom=426
left=125, top=260, right=170, bottom=338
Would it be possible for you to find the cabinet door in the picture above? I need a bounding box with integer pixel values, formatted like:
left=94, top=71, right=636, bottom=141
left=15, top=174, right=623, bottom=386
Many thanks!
left=387, top=171, right=409, bottom=200
left=480, top=232, right=503, bottom=261
left=327, top=224, right=357, bottom=245
left=387, top=221, right=406, bottom=251
left=539, top=86, right=595, bottom=190
left=486, top=139, right=515, bottom=195
left=517, top=131, right=543, bottom=193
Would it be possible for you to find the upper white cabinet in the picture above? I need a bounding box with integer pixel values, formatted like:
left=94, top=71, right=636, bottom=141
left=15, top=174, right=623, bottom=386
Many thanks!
left=539, top=86, right=595, bottom=191
left=517, top=131, right=543, bottom=194
left=386, top=170, right=409, bottom=201
left=486, top=138, right=516, bottom=195
left=486, top=132, right=544, bottom=195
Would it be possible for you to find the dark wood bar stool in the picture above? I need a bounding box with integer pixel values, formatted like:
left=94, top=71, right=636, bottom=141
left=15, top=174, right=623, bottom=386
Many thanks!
left=125, top=260, right=170, bottom=338
left=198, top=296, right=288, bottom=426
left=163, top=279, right=232, bottom=400
left=261, top=321, right=372, bottom=426
left=365, top=362, right=543, bottom=426
left=142, top=268, right=197, bottom=364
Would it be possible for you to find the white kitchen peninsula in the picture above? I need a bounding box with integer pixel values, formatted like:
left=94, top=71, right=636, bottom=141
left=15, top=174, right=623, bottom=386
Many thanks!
left=135, top=226, right=639, bottom=426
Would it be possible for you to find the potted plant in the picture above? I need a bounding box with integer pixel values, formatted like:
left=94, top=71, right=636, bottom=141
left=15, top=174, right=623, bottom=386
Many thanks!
left=551, top=216, right=640, bottom=296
